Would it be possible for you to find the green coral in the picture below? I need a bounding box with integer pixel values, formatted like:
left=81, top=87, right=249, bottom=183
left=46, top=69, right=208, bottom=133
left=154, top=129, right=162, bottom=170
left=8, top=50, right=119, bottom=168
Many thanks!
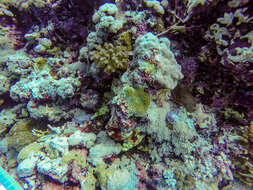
left=121, top=129, right=145, bottom=151
left=93, top=105, right=109, bottom=118
left=1, top=0, right=48, bottom=11
left=81, top=169, right=97, bottom=190
left=123, top=86, right=151, bottom=117
left=33, top=57, right=49, bottom=72
left=119, top=31, right=132, bottom=51
left=95, top=164, right=116, bottom=189
left=7, top=119, right=41, bottom=151
left=17, top=142, right=43, bottom=163
left=139, top=61, right=155, bottom=74
left=137, top=137, right=152, bottom=152
left=62, top=150, right=87, bottom=168
left=91, top=40, right=129, bottom=73
left=224, top=108, right=244, bottom=120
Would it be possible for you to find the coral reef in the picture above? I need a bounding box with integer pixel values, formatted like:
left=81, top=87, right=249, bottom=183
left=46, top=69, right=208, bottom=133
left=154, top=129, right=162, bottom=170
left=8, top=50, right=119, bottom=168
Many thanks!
left=0, top=0, right=252, bottom=190
left=92, top=3, right=125, bottom=35
left=106, top=32, right=183, bottom=142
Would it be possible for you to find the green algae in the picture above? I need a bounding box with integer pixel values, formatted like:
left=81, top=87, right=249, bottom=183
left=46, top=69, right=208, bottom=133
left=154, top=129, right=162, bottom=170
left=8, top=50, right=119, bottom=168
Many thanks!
left=93, top=105, right=109, bottom=118
left=123, top=86, right=151, bottom=117
left=121, top=129, right=145, bottom=151
left=95, top=164, right=116, bottom=189
left=7, top=119, right=40, bottom=151
left=224, top=108, right=244, bottom=120
left=62, top=150, right=87, bottom=168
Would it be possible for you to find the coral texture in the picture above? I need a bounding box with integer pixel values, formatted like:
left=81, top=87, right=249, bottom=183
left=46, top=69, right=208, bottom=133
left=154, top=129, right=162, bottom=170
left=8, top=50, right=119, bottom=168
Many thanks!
left=0, top=0, right=253, bottom=190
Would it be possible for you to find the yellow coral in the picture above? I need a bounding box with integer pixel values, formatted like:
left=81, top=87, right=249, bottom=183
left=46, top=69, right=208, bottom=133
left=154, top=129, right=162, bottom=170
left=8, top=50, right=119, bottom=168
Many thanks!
left=62, top=150, right=87, bottom=168
left=95, top=164, right=115, bottom=188
left=31, top=128, right=50, bottom=137
left=0, top=99, right=4, bottom=106
left=81, top=169, right=96, bottom=190
left=119, top=31, right=132, bottom=51
left=91, top=40, right=130, bottom=73
left=249, top=121, right=253, bottom=143
left=1, top=0, right=49, bottom=11
left=0, top=25, right=12, bottom=49
left=32, top=57, right=48, bottom=72
left=121, top=129, right=145, bottom=151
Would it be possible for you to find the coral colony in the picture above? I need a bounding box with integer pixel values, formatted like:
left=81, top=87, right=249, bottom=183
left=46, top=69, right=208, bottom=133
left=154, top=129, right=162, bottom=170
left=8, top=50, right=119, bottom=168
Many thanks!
left=0, top=0, right=252, bottom=189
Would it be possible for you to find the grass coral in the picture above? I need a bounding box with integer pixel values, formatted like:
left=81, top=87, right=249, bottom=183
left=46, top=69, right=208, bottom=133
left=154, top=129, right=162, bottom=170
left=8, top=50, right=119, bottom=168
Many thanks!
left=123, top=86, right=150, bottom=117
left=93, top=105, right=109, bottom=119
left=91, top=40, right=130, bottom=73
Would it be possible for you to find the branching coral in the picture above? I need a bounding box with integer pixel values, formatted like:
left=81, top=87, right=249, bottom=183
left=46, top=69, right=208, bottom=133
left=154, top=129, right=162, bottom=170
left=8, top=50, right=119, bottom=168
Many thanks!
left=185, top=0, right=208, bottom=14
left=1, top=0, right=49, bottom=11
left=91, top=40, right=130, bottom=73
left=142, top=0, right=165, bottom=15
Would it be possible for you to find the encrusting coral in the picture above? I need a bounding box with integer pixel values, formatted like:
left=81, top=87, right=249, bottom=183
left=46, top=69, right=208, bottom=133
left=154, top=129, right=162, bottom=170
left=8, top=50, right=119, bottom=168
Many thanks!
left=123, top=86, right=151, bottom=117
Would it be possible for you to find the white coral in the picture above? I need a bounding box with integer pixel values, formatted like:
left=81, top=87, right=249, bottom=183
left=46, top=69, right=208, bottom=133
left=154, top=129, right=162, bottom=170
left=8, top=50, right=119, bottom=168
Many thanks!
left=134, top=32, right=183, bottom=89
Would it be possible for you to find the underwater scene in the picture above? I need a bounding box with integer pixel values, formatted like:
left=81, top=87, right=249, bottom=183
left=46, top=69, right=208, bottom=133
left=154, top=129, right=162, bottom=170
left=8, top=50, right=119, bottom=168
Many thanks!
left=0, top=0, right=252, bottom=189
